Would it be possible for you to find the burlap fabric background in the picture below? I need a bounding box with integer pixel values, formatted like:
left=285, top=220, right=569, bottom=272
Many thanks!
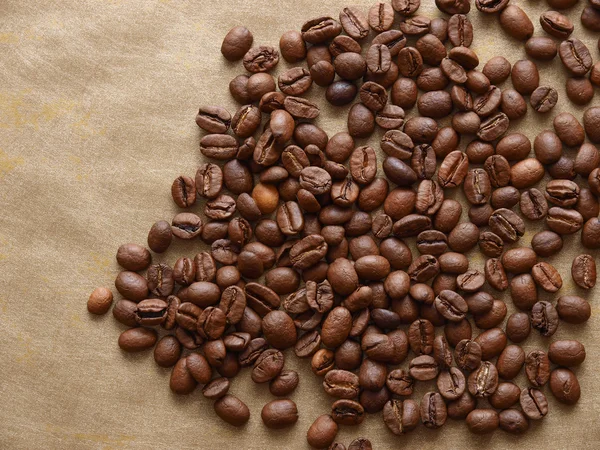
left=1, top=0, right=599, bottom=448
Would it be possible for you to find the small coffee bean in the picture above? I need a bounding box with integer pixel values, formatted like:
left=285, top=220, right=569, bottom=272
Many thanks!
left=383, top=399, right=420, bottom=435
left=331, top=399, right=365, bottom=425
left=506, top=312, right=531, bottom=343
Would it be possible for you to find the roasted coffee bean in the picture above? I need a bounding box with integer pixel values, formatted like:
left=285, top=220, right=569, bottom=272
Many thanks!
left=261, top=399, right=298, bottom=429
left=279, top=30, right=306, bottom=63
left=435, top=290, right=468, bottom=322
left=252, top=348, right=284, bottom=383
left=87, top=287, right=113, bottom=315
left=531, top=301, right=559, bottom=337
left=584, top=107, right=600, bottom=143
left=506, top=313, right=531, bottom=344
left=454, top=339, right=481, bottom=372
left=239, top=338, right=268, bottom=366
left=530, top=86, right=558, bottom=113
left=490, top=382, right=521, bottom=410
left=489, top=208, right=524, bottom=243
left=572, top=254, right=596, bottom=289
left=468, top=361, right=498, bottom=398
left=437, top=367, right=466, bottom=401
left=477, top=112, right=509, bottom=142
left=520, top=388, right=548, bottom=420
left=447, top=392, right=476, bottom=421
left=383, top=399, right=419, bottom=435
left=324, top=370, right=360, bottom=399
left=478, top=231, right=503, bottom=258
left=525, top=36, right=557, bottom=60
left=547, top=207, right=583, bottom=235
left=115, top=271, right=148, bottom=302
left=221, top=26, right=253, bottom=61
left=331, top=399, right=365, bottom=425
left=559, top=38, right=592, bottom=76
left=499, top=5, right=533, bottom=40
left=420, top=392, right=447, bottom=429
left=520, top=189, right=548, bottom=221
left=409, top=355, right=439, bottom=381
left=502, top=247, right=537, bottom=274
left=525, top=350, right=550, bottom=387
left=549, top=340, right=586, bottom=368
left=499, top=409, right=529, bottom=434
left=557, top=295, right=591, bottom=324
left=196, top=163, right=223, bottom=199
left=214, top=395, right=250, bottom=426
left=531, top=262, right=562, bottom=292
left=118, top=327, right=157, bottom=352
left=408, top=319, right=434, bottom=355
left=550, top=368, right=581, bottom=405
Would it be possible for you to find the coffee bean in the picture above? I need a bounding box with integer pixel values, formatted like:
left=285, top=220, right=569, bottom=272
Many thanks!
left=87, top=287, right=113, bottom=315
left=489, top=382, right=521, bottom=410
left=557, top=295, right=591, bottom=324
left=531, top=301, right=559, bottom=337
left=572, top=254, right=596, bottom=289
left=525, top=350, right=550, bottom=387
left=221, top=26, right=253, bottom=61
left=420, top=392, right=447, bottom=429
left=559, top=38, right=592, bottom=76
left=454, top=339, right=482, bottom=372
left=466, top=409, right=499, bottom=435
left=520, top=388, right=548, bottom=420
left=437, top=367, right=466, bottom=401
left=467, top=361, right=498, bottom=398
left=447, top=392, right=476, bottom=420
left=383, top=399, right=420, bottom=435
left=214, top=395, right=250, bottom=426
left=331, top=399, right=365, bottom=425
left=499, top=5, right=533, bottom=40
left=584, top=107, right=600, bottom=143
left=499, top=409, right=529, bottom=434
left=369, top=2, right=394, bottom=32
left=549, top=368, right=581, bottom=405
left=261, top=399, right=298, bottom=429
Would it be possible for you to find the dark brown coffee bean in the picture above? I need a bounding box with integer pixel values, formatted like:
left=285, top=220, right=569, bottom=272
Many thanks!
left=530, top=86, right=558, bottom=113
left=114, top=271, right=148, bottom=302
left=323, top=369, right=360, bottom=399
left=531, top=301, right=559, bottom=337
left=261, top=399, right=298, bottom=429
left=557, top=295, right=591, bottom=324
left=549, top=368, right=580, bottom=405
left=118, top=327, right=157, bottom=353
left=520, top=388, right=548, bottom=420
left=476, top=112, right=509, bottom=142
left=559, top=38, right=592, bottom=76
left=546, top=207, right=583, bottom=235
left=549, top=340, right=586, bottom=367
left=116, top=243, right=151, bottom=272
left=221, top=26, right=253, bottom=61
left=506, top=312, right=530, bottom=343
left=447, top=392, right=476, bottom=421
left=454, top=339, right=481, bottom=372
left=531, top=262, right=562, bottom=293
left=572, top=254, right=596, bottom=289
left=437, top=367, right=466, bottom=401
left=489, top=208, right=524, bottom=244
left=520, top=188, right=548, bottom=221
left=408, top=319, right=434, bottom=355
left=397, top=47, right=423, bottom=78
left=499, top=5, right=533, bottom=40
left=525, top=350, right=550, bottom=387
left=214, top=395, right=250, bottom=426
left=584, top=107, right=600, bottom=143
left=331, top=399, right=365, bottom=425
left=420, top=392, right=447, bottom=429
left=467, top=361, right=498, bottom=398
left=383, top=399, right=419, bottom=435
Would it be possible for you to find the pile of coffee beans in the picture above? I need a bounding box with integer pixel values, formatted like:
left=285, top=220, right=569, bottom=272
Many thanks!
left=88, top=0, right=599, bottom=447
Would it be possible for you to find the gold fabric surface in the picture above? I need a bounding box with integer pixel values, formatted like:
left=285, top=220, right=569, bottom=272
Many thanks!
left=1, top=0, right=599, bottom=448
